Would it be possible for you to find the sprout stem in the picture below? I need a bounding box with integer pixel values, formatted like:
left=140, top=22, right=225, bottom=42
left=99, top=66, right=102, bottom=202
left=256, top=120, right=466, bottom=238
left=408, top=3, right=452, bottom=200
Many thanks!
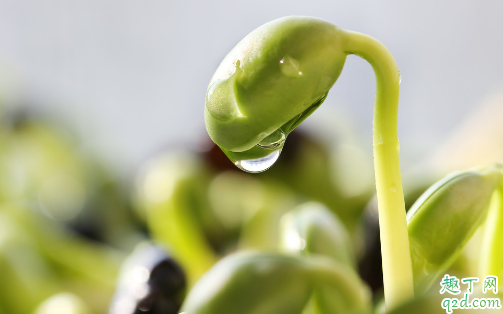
left=343, top=30, right=414, bottom=310
left=479, top=173, right=503, bottom=279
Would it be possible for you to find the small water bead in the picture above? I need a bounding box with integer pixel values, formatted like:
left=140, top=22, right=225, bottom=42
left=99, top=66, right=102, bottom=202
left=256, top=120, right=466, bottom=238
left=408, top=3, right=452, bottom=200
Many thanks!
left=234, top=150, right=281, bottom=173
left=223, top=129, right=286, bottom=173
left=257, top=129, right=286, bottom=150
left=220, top=94, right=328, bottom=174
left=279, top=55, right=302, bottom=77
left=398, top=69, right=402, bottom=85
left=221, top=94, right=329, bottom=173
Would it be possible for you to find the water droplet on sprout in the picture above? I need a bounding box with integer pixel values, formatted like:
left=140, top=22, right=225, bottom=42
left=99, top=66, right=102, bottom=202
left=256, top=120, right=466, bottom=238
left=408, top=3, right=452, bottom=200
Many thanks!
left=279, top=55, right=302, bottom=77
left=224, top=129, right=286, bottom=173
left=218, top=93, right=330, bottom=174
left=398, top=69, right=402, bottom=85
left=257, top=129, right=286, bottom=150
left=234, top=150, right=281, bottom=173
left=390, top=185, right=398, bottom=193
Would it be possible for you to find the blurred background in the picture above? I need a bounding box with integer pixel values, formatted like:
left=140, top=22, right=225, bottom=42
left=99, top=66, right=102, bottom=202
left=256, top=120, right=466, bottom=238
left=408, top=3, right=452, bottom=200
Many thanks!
left=0, top=1, right=503, bottom=313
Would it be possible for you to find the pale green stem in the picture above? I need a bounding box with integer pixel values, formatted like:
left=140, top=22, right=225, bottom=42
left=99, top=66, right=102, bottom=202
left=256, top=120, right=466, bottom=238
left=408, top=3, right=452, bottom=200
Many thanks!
left=479, top=173, right=503, bottom=279
left=342, top=30, right=414, bottom=310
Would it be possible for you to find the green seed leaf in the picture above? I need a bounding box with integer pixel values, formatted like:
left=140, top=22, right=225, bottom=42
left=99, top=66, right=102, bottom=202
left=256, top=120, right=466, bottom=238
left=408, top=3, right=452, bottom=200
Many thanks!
left=180, top=252, right=315, bottom=314
left=181, top=252, right=371, bottom=314
left=205, top=17, right=347, bottom=153
left=279, top=202, right=354, bottom=267
left=407, top=165, right=500, bottom=294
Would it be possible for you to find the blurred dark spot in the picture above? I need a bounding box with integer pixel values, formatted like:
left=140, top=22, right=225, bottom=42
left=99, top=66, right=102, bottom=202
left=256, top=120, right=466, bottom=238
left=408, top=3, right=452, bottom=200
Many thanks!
left=66, top=219, right=103, bottom=243
left=203, top=141, right=237, bottom=172
left=358, top=200, right=383, bottom=293
left=358, top=226, right=383, bottom=293
left=133, top=257, right=186, bottom=314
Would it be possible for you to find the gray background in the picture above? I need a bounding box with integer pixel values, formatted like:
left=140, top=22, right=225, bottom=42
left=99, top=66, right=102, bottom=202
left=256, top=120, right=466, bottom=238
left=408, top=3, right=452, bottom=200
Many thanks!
left=1, top=0, right=502, bottom=174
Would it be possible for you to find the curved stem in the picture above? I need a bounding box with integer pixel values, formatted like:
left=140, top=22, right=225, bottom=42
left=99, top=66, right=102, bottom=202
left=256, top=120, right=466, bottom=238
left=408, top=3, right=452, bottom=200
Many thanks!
left=342, top=30, right=414, bottom=309
left=479, top=172, right=503, bottom=279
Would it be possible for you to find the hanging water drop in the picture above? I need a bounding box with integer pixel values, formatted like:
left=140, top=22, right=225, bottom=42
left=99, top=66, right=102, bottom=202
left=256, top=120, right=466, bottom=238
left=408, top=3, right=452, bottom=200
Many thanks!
left=220, top=129, right=286, bottom=173
left=234, top=150, right=281, bottom=173
left=257, top=129, right=286, bottom=150
left=398, top=69, right=402, bottom=85
left=216, top=94, right=331, bottom=174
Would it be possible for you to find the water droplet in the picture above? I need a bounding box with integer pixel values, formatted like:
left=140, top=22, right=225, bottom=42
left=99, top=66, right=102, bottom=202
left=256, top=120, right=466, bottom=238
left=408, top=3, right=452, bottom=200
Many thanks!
left=398, top=69, right=402, bottom=85
left=234, top=150, right=281, bottom=173
left=279, top=55, right=302, bottom=77
left=217, top=93, right=329, bottom=174
left=374, top=133, right=384, bottom=146
left=390, top=185, right=398, bottom=193
left=257, top=129, right=286, bottom=150
left=221, top=129, right=287, bottom=173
